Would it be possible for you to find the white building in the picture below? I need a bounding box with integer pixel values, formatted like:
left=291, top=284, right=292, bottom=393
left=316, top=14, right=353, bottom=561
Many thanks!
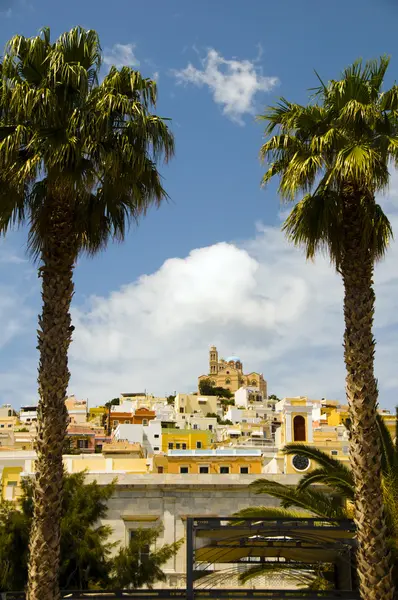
left=113, top=420, right=162, bottom=455
left=225, top=407, right=262, bottom=425
left=154, top=403, right=175, bottom=422
left=19, top=405, right=38, bottom=424
left=175, top=414, right=217, bottom=433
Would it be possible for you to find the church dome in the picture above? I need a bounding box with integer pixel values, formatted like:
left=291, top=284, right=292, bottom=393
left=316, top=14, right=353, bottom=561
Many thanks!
left=226, top=356, right=241, bottom=362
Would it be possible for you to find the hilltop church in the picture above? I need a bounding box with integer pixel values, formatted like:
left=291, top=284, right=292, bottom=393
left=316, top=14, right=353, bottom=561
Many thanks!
left=198, top=346, right=267, bottom=396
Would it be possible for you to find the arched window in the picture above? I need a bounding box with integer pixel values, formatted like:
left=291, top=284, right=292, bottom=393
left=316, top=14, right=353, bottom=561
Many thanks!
left=251, top=379, right=257, bottom=386
left=293, top=415, right=306, bottom=442
left=225, top=378, right=231, bottom=384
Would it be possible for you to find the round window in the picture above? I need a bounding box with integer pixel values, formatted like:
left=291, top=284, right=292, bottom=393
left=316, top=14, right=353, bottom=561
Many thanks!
left=292, top=455, right=310, bottom=472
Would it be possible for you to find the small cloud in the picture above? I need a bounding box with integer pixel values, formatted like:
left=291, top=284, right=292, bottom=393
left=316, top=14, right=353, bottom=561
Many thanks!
left=173, top=48, right=279, bottom=124
left=152, top=71, right=160, bottom=81
left=103, top=43, right=140, bottom=69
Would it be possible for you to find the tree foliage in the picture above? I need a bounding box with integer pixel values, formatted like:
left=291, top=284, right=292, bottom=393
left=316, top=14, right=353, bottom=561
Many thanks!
left=0, top=472, right=180, bottom=592
left=111, top=528, right=183, bottom=589
left=199, top=378, right=233, bottom=399
left=0, top=26, right=175, bottom=258
left=259, top=57, right=397, bottom=268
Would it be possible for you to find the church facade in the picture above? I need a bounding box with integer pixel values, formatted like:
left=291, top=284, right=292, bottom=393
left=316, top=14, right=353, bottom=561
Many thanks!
left=198, top=346, right=267, bottom=396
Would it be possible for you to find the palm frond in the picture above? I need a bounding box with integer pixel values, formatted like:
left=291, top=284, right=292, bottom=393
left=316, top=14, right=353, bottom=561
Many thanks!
left=297, top=467, right=354, bottom=500
left=250, top=479, right=348, bottom=519
left=233, top=506, right=311, bottom=520
left=377, top=414, right=397, bottom=474
left=0, top=26, right=174, bottom=259
left=283, top=443, right=350, bottom=472
left=259, top=56, right=397, bottom=268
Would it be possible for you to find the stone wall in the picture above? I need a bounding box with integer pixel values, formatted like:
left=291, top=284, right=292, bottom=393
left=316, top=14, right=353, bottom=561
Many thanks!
left=86, top=473, right=300, bottom=588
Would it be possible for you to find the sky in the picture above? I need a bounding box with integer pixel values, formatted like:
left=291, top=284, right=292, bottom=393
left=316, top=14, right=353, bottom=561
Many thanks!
left=1, top=0, right=398, bottom=410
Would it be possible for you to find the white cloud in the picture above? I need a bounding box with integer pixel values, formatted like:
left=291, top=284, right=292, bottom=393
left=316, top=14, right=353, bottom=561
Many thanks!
left=103, top=43, right=140, bottom=69
left=69, top=185, right=398, bottom=410
left=173, top=48, right=279, bottom=124
left=1, top=182, right=398, bottom=412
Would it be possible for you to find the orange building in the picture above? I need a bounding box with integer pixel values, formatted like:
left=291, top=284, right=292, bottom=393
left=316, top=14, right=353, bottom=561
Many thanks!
left=132, top=407, right=156, bottom=425
left=110, top=411, right=133, bottom=429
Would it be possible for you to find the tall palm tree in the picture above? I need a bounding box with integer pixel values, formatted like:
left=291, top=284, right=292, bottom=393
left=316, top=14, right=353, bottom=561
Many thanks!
left=258, top=57, right=398, bottom=600
left=0, top=27, right=174, bottom=600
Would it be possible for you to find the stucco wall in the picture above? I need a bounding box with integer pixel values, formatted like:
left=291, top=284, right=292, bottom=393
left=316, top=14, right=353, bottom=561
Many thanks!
left=85, top=472, right=300, bottom=588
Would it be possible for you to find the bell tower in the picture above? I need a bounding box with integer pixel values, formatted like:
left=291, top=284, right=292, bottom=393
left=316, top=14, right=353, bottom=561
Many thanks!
left=209, top=346, right=219, bottom=375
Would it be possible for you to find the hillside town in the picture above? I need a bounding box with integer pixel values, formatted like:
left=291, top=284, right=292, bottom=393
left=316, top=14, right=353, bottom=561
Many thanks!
left=1, top=347, right=395, bottom=589
left=2, top=346, right=396, bottom=490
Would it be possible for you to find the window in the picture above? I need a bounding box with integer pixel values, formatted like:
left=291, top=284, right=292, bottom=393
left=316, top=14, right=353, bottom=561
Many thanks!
left=209, top=425, right=213, bottom=431
left=292, top=454, right=310, bottom=471
left=193, top=424, right=198, bottom=430
left=182, top=443, right=187, bottom=450
left=125, top=420, right=130, bottom=424
left=142, top=419, right=148, bottom=426
left=129, top=531, right=150, bottom=564
left=8, top=424, right=12, bottom=428
left=0, top=424, right=3, bottom=428
left=157, top=466, right=164, bottom=473
left=293, top=415, right=306, bottom=442
left=168, top=443, right=173, bottom=450
left=196, top=441, right=202, bottom=449
left=176, top=443, right=181, bottom=449
left=154, top=434, right=159, bottom=438
left=240, top=466, right=249, bottom=474
left=220, top=466, right=230, bottom=474
left=199, top=466, right=209, bottom=474
left=331, top=450, right=338, bottom=456
left=179, top=408, right=184, bottom=414
left=225, top=378, right=231, bottom=384
left=180, top=466, right=189, bottom=474
left=5, top=481, right=17, bottom=501
left=78, top=439, right=89, bottom=449
left=154, top=447, right=160, bottom=451
left=113, top=420, right=119, bottom=427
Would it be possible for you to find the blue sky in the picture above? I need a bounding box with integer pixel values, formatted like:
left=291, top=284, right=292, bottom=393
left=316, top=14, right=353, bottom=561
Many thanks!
left=1, top=0, right=398, bottom=410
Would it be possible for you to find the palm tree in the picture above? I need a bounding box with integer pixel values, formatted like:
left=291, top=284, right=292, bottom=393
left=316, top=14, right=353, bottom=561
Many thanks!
left=236, top=415, right=398, bottom=588
left=258, top=57, right=398, bottom=600
left=0, top=27, right=174, bottom=600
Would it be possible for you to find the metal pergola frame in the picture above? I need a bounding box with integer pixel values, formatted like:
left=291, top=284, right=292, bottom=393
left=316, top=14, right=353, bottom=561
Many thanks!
left=186, top=517, right=359, bottom=600
left=4, top=518, right=359, bottom=600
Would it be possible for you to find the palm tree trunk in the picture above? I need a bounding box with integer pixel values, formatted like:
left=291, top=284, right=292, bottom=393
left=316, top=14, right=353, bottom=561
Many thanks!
left=341, top=195, right=395, bottom=600
left=27, top=203, right=76, bottom=600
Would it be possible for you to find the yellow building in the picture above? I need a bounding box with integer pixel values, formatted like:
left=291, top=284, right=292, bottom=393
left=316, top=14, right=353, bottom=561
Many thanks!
left=161, top=428, right=214, bottom=452
left=0, top=404, right=19, bottom=433
left=274, top=397, right=351, bottom=475
left=88, top=406, right=107, bottom=424
left=163, top=448, right=263, bottom=475
left=174, top=393, right=219, bottom=418
left=0, top=448, right=150, bottom=501
left=327, top=407, right=349, bottom=427
left=198, top=346, right=267, bottom=395
left=1, top=466, right=24, bottom=501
